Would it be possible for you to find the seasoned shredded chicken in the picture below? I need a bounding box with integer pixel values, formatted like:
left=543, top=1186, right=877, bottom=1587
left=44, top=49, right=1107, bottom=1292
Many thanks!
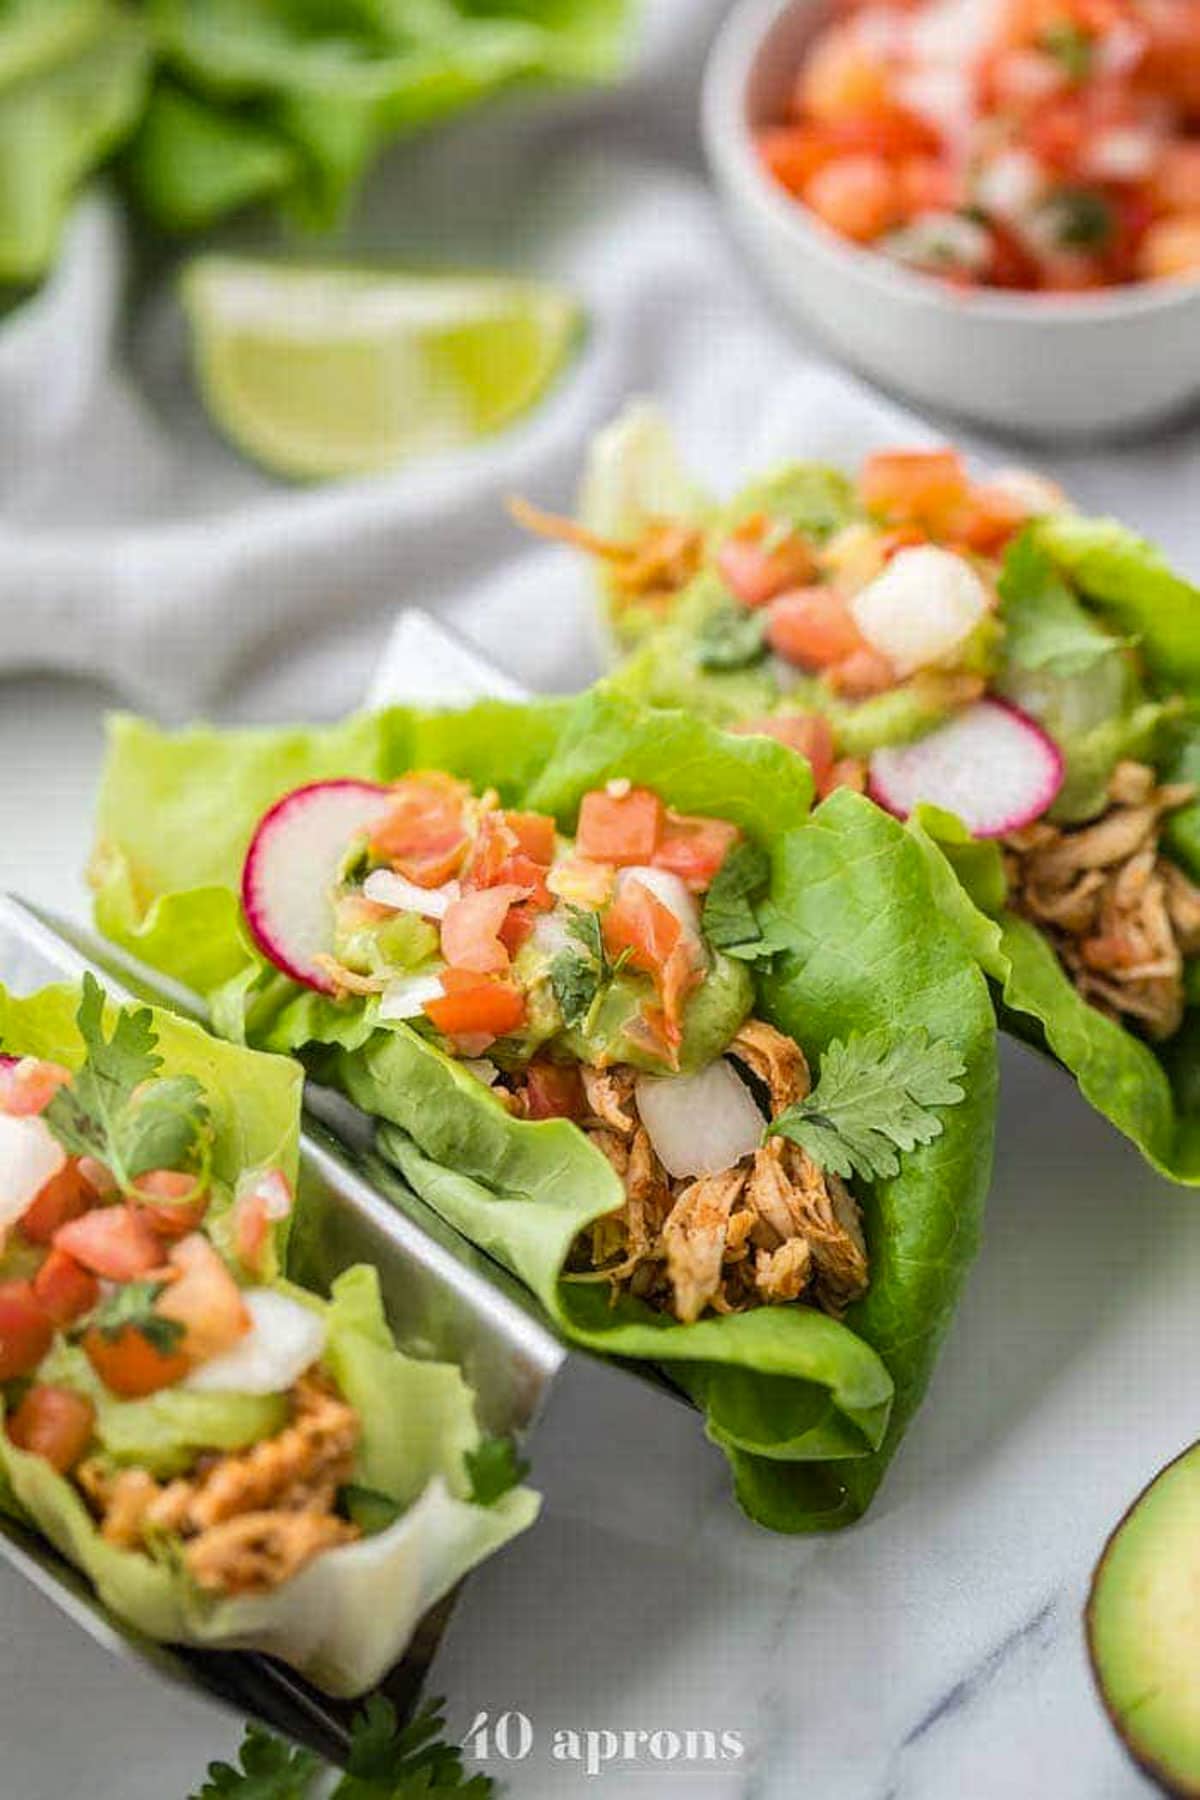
left=1004, top=762, right=1200, bottom=1041
left=508, top=497, right=704, bottom=616
left=81, top=1375, right=361, bottom=1595
left=520, top=1020, right=870, bottom=1325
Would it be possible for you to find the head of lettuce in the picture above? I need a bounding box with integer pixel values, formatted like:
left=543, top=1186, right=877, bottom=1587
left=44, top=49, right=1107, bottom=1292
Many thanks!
left=91, top=686, right=998, bottom=1532
left=0, top=977, right=538, bottom=1697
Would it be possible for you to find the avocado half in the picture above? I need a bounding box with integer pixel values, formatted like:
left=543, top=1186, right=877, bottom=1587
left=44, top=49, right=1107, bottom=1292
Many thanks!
left=1087, top=1441, right=1200, bottom=1795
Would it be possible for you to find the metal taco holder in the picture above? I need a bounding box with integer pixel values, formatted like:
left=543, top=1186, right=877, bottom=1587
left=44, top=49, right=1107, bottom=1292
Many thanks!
left=0, top=893, right=566, bottom=1762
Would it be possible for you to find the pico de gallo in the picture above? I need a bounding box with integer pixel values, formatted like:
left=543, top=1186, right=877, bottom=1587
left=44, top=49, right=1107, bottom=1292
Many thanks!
left=758, top=0, right=1200, bottom=289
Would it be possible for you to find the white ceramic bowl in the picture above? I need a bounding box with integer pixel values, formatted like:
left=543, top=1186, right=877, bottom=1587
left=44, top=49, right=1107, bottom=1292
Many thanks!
left=703, top=0, right=1200, bottom=440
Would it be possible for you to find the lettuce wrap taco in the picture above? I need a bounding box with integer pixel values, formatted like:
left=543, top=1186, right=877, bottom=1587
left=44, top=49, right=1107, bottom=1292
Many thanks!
left=520, top=410, right=1200, bottom=1182
left=0, top=976, right=538, bottom=1695
left=91, top=688, right=997, bottom=1531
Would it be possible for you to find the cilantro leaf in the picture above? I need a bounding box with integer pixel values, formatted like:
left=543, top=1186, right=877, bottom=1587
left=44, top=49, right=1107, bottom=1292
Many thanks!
left=769, top=1029, right=967, bottom=1182
left=998, top=533, right=1126, bottom=677
left=564, top=906, right=605, bottom=966
left=117, top=1074, right=210, bottom=1180
left=549, top=949, right=601, bottom=1028
left=43, top=973, right=209, bottom=1189
left=701, top=840, right=771, bottom=951
left=695, top=605, right=766, bottom=671
left=340, top=1697, right=493, bottom=1799
left=464, top=1435, right=530, bottom=1507
left=1040, top=19, right=1093, bottom=80
left=83, top=1280, right=185, bottom=1356
left=1041, top=187, right=1113, bottom=250
left=190, top=1724, right=321, bottom=1800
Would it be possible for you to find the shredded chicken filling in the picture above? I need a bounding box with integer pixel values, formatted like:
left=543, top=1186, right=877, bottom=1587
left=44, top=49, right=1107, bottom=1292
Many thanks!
left=514, top=1020, right=869, bottom=1325
left=77, top=1374, right=361, bottom=1596
left=1004, top=761, right=1200, bottom=1042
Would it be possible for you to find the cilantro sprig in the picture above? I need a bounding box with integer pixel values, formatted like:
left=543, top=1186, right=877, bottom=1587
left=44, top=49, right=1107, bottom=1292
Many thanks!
left=82, top=1280, right=185, bottom=1355
left=190, top=1698, right=493, bottom=1800
left=695, top=604, right=767, bottom=672
left=43, top=973, right=210, bottom=1192
left=549, top=906, right=629, bottom=1030
left=464, top=1436, right=530, bottom=1507
left=769, top=1029, right=967, bottom=1182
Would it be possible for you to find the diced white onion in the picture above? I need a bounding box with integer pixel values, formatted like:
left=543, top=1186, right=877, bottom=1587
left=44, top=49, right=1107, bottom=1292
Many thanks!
left=362, top=869, right=460, bottom=920
left=850, top=545, right=989, bottom=678
left=974, top=149, right=1045, bottom=218
left=184, top=1289, right=326, bottom=1395
left=907, top=0, right=1005, bottom=63
left=617, top=867, right=701, bottom=943
left=987, top=467, right=1069, bottom=517
left=378, top=969, right=446, bottom=1021
left=462, top=1059, right=501, bottom=1088
left=635, top=1062, right=765, bottom=1180
left=0, top=1114, right=67, bottom=1232
left=1084, top=128, right=1159, bottom=183
left=885, top=211, right=992, bottom=275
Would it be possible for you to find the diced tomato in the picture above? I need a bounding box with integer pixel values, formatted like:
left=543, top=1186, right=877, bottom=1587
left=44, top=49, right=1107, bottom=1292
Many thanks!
left=0, top=1281, right=53, bottom=1380
left=32, top=1249, right=99, bottom=1327
left=827, top=757, right=868, bottom=794
left=758, top=123, right=845, bottom=193
left=497, top=900, right=538, bottom=957
left=897, top=154, right=959, bottom=215
left=716, top=515, right=817, bottom=608
left=7, top=1386, right=95, bottom=1472
left=504, top=810, right=557, bottom=865
left=1027, top=98, right=1091, bottom=170
left=955, top=483, right=1032, bottom=553
left=986, top=219, right=1042, bottom=289
left=1136, top=213, right=1200, bottom=279
left=424, top=971, right=527, bottom=1044
left=465, top=813, right=552, bottom=905
left=652, top=813, right=742, bottom=892
left=765, top=587, right=865, bottom=669
left=53, top=1206, right=163, bottom=1281
left=82, top=1325, right=190, bottom=1399
left=732, top=713, right=836, bottom=794
left=796, top=25, right=891, bottom=122
left=232, top=1167, right=293, bottom=1279
left=804, top=154, right=901, bottom=241
left=19, top=1160, right=94, bottom=1245
left=860, top=449, right=970, bottom=530
left=156, top=1233, right=250, bottom=1364
left=128, top=1169, right=210, bottom=1241
left=546, top=856, right=615, bottom=910
left=878, top=524, right=929, bottom=560
left=576, top=787, right=664, bottom=866
left=602, top=879, right=681, bottom=977
left=0, top=1058, right=72, bottom=1118
left=826, top=646, right=899, bottom=697
left=77, top=1156, right=118, bottom=1199
left=660, top=940, right=704, bottom=1049
left=524, top=1061, right=585, bottom=1121
left=441, top=883, right=527, bottom=974
left=369, top=772, right=471, bottom=888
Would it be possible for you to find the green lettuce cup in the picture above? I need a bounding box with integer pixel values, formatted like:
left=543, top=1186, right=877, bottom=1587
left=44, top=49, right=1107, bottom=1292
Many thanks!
left=0, top=979, right=537, bottom=1696
left=547, top=411, right=1200, bottom=1183
left=91, top=686, right=998, bottom=1531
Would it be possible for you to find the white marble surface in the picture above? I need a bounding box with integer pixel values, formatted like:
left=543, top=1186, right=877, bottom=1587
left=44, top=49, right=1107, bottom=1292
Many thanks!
left=0, top=666, right=1179, bottom=1799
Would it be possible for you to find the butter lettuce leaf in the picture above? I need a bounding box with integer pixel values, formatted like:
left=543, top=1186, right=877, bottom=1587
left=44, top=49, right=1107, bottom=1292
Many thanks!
left=0, top=983, right=537, bottom=1694
left=91, top=686, right=998, bottom=1532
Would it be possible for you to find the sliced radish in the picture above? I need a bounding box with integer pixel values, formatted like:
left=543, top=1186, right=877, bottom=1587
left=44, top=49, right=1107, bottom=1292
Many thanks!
left=0, top=1115, right=68, bottom=1234
left=242, top=780, right=393, bottom=993
left=868, top=698, right=1064, bottom=837
left=378, top=969, right=446, bottom=1022
left=362, top=868, right=461, bottom=920
left=184, top=1289, right=326, bottom=1395
left=635, top=1061, right=765, bottom=1180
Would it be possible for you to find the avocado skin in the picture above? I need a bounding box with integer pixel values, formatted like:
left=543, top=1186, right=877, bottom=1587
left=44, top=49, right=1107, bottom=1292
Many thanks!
left=1086, top=1439, right=1200, bottom=1797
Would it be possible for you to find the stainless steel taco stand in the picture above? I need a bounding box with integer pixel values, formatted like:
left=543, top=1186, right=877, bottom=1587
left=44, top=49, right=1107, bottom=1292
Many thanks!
left=0, top=893, right=566, bottom=1762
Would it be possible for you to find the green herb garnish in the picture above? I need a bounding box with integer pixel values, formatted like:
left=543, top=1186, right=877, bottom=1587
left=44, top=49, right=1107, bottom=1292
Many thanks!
left=1040, top=19, right=1094, bottom=80
left=701, top=840, right=771, bottom=951
left=695, top=605, right=767, bottom=671
left=83, top=1281, right=184, bottom=1356
left=44, top=974, right=209, bottom=1190
left=1044, top=187, right=1113, bottom=250
left=464, top=1435, right=530, bottom=1507
left=550, top=905, right=620, bottom=1028
left=769, top=1029, right=967, bottom=1181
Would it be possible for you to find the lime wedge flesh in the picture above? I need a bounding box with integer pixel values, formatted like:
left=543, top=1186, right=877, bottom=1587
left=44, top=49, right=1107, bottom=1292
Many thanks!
left=182, top=257, right=580, bottom=480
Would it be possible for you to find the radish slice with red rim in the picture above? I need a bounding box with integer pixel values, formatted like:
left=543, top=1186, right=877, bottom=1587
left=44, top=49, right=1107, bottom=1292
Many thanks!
left=868, top=698, right=1064, bottom=839
left=242, top=779, right=394, bottom=992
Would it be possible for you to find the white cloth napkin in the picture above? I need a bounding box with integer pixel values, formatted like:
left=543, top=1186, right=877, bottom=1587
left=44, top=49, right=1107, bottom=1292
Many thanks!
left=0, top=0, right=1195, bottom=722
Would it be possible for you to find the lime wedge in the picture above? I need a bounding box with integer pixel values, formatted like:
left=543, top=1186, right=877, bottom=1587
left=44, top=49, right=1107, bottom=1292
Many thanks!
left=182, top=257, right=581, bottom=480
